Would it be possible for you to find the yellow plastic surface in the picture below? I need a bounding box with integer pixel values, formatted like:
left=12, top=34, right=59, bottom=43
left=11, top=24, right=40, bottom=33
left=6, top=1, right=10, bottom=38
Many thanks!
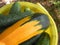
left=0, top=2, right=58, bottom=45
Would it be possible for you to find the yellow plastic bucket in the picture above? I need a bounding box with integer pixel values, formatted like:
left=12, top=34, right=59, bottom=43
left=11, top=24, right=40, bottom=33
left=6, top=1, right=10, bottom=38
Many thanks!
left=0, top=2, right=58, bottom=45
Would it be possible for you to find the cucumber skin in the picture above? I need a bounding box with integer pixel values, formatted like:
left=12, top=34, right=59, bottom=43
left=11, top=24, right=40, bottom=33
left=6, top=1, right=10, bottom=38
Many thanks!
left=0, top=2, right=33, bottom=33
left=0, top=14, right=20, bottom=33
left=9, top=2, right=21, bottom=14
left=0, top=10, right=32, bottom=33
left=35, top=32, right=50, bottom=45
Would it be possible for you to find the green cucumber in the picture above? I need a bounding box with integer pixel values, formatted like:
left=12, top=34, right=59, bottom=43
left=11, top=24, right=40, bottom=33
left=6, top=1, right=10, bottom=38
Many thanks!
left=9, top=2, right=33, bottom=15
left=9, top=2, right=21, bottom=14
left=0, top=14, right=20, bottom=33
left=0, top=1, right=33, bottom=33
left=0, top=8, right=33, bottom=33
left=34, top=32, right=50, bottom=45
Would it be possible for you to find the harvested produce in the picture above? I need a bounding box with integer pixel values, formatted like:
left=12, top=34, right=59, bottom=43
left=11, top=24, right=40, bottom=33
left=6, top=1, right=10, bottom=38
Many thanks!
left=0, top=2, right=51, bottom=45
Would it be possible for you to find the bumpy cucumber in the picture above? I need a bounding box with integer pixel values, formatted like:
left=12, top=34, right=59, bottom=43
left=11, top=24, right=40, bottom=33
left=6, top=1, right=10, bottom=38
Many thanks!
left=0, top=8, right=33, bottom=33
left=9, top=2, right=21, bottom=14
left=34, top=32, right=50, bottom=45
